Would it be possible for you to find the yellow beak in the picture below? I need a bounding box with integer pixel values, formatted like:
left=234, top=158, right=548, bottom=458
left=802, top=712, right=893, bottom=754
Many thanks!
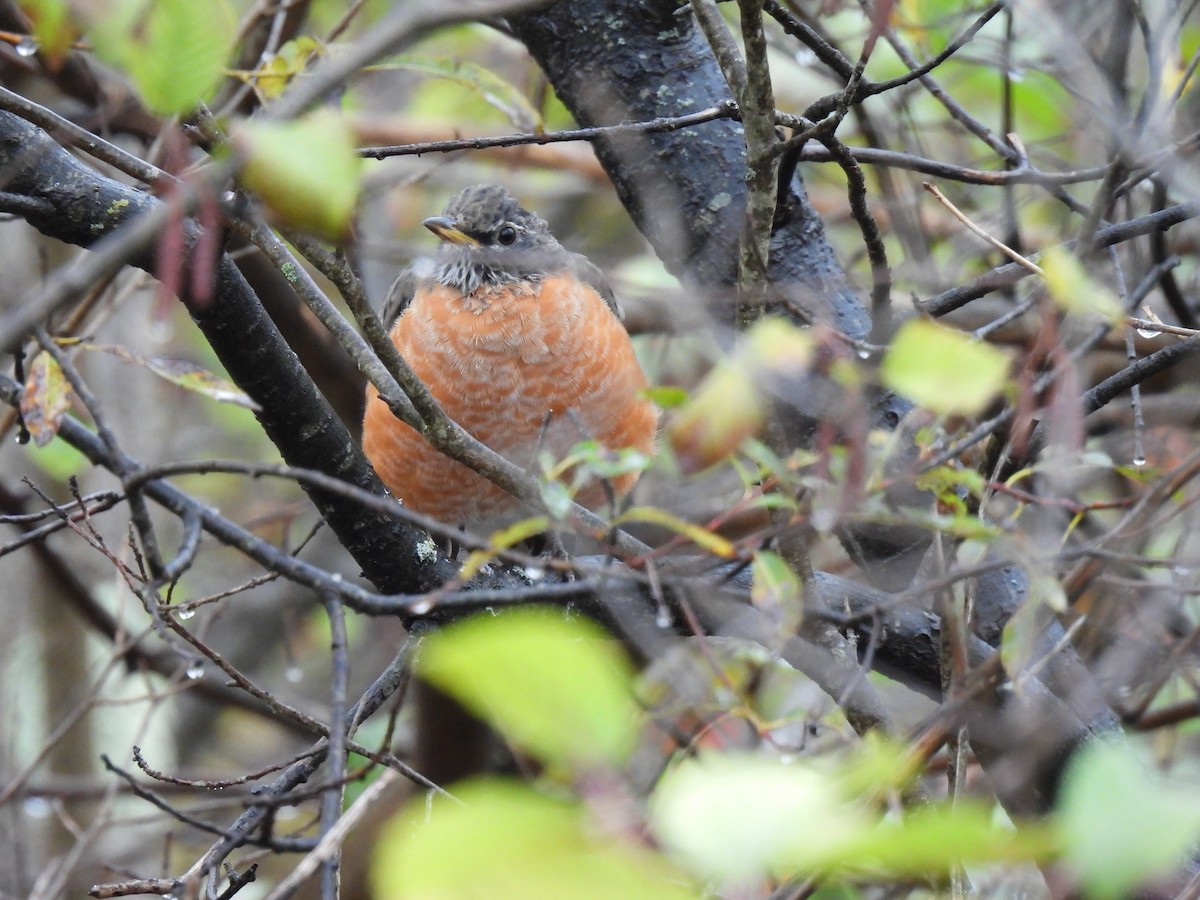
left=422, top=216, right=479, bottom=246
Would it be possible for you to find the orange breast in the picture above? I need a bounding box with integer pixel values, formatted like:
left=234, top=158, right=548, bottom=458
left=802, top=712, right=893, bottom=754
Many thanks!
left=361, top=274, right=658, bottom=534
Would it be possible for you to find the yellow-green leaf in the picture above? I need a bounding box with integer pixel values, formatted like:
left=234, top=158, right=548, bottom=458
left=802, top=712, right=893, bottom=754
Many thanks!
left=386, top=55, right=543, bottom=132
left=83, top=343, right=259, bottom=410
left=881, top=318, right=1009, bottom=416
left=20, top=351, right=74, bottom=447
left=612, top=506, right=737, bottom=558
left=372, top=778, right=693, bottom=900
left=418, top=609, right=639, bottom=769
left=668, top=318, right=813, bottom=473
left=18, top=0, right=76, bottom=63
left=457, top=516, right=551, bottom=581
left=1041, top=246, right=1124, bottom=324
left=643, top=386, right=688, bottom=409
left=233, top=35, right=323, bottom=101
left=235, top=111, right=362, bottom=239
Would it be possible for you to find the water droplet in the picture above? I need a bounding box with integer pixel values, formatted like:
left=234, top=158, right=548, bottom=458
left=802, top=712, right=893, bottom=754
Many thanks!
left=1132, top=455, right=1147, bottom=467
left=176, top=607, right=195, bottom=621
left=655, top=606, right=673, bottom=628
left=23, top=797, right=51, bottom=818
left=1136, top=326, right=1161, bottom=339
left=14, top=36, right=38, bottom=58
left=856, top=347, right=872, bottom=360
left=284, top=666, right=303, bottom=684
left=15, top=431, right=30, bottom=445
left=329, top=572, right=342, bottom=583
left=186, top=661, right=204, bottom=680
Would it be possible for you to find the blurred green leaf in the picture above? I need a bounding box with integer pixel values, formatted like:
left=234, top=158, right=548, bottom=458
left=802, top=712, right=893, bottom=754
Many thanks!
left=881, top=318, right=1009, bottom=416
left=23, top=434, right=87, bottom=481
left=418, top=609, right=639, bottom=769
left=652, top=753, right=1048, bottom=885
left=386, top=55, right=543, bottom=132
left=613, top=506, right=737, bottom=558
left=643, top=385, right=688, bottom=409
left=87, top=0, right=236, bottom=114
left=1041, top=246, right=1124, bottom=324
left=651, top=754, right=863, bottom=883
left=750, top=550, right=803, bottom=629
left=372, top=778, right=692, bottom=899
left=1058, top=741, right=1200, bottom=899
left=843, top=803, right=1052, bottom=872
left=18, top=0, right=76, bottom=63
left=668, top=318, right=812, bottom=473
left=235, top=110, right=363, bottom=239
left=1001, top=595, right=1046, bottom=679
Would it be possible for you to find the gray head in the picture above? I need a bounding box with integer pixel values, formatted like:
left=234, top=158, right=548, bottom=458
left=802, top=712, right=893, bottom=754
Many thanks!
left=423, top=184, right=565, bottom=296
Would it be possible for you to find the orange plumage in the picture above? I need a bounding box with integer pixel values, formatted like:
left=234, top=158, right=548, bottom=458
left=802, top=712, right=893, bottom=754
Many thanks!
left=362, top=185, right=658, bottom=534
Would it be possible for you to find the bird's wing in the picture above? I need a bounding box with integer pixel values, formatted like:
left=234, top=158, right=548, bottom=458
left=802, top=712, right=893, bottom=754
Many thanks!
left=564, top=251, right=624, bottom=321
left=378, top=257, right=435, bottom=327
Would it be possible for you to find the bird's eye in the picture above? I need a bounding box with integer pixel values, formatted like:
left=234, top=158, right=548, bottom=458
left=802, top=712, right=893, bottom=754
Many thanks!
left=496, top=224, right=518, bottom=246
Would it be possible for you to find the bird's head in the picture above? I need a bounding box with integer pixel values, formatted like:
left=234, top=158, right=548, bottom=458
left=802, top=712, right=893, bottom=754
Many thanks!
left=424, top=184, right=563, bottom=296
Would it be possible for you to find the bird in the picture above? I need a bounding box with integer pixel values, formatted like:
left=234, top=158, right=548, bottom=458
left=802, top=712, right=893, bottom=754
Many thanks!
left=362, top=183, right=659, bottom=536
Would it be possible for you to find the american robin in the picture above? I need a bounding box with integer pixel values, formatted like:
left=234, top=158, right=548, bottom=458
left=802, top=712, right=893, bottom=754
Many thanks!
left=362, top=184, right=659, bottom=535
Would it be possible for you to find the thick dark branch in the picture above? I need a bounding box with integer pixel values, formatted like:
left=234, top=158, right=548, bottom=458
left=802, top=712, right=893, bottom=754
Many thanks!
left=509, top=0, right=872, bottom=341
left=0, top=110, right=453, bottom=594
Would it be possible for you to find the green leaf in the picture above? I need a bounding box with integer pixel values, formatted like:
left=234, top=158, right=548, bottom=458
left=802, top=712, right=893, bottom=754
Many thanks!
left=1041, top=246, right=1124, bottom=324
left=372, top=778, right=693, bottom=900
left=880, top=318, right=1009, bottom=416
left=1058, top=741, right=1200, bottom=899
left=418, top=609, right=639, bottom=769
left=386, top=55, right=543, bottom=132
left=643, top=385, right=688, bottom=409
left=87, top=0, right=236, bottom=114
left=235, top=110, right=363, bottom=239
